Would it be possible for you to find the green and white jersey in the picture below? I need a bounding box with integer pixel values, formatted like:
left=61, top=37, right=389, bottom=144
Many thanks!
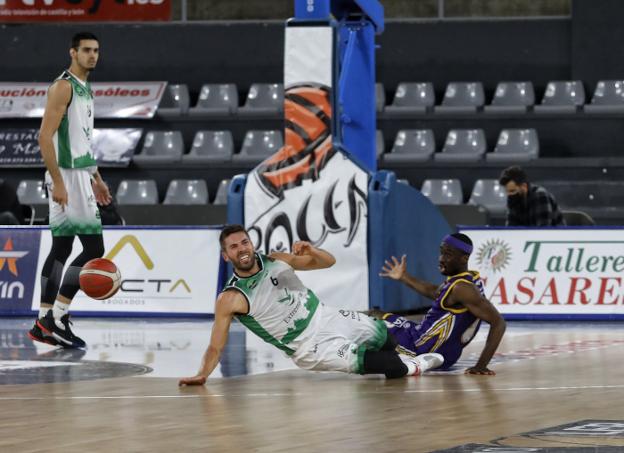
left=224, top=254, right=321, bottom=356
left=51, top=70, right=97, bottom=171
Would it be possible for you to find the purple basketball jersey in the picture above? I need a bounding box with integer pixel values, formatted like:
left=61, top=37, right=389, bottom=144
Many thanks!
left=385, top=271, right=484, bottom=369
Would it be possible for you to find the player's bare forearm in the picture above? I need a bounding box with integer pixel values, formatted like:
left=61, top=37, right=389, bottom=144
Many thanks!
left=39, top=139, right=64, bottom=185
left=198, top=345, right=222, bottom=378
left=400, top=274, right=438, bottom=300
left=474, top=318, right=506, bottom=371
left=306, top=246, right=336, bottom=269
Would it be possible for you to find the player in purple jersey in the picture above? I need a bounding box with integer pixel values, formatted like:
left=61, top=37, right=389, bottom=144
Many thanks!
left=377, top=233, right=506, bottom=375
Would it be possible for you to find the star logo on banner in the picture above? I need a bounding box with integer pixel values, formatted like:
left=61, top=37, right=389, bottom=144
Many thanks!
left=0, top=238, right=29, bottom=277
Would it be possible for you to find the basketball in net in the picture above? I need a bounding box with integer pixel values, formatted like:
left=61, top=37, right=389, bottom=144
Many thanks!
left=79, top=258, right=121, bottom=300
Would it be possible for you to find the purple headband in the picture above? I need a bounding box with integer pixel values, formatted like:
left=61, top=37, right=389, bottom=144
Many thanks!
left=443, top=235, right=473, bottom=255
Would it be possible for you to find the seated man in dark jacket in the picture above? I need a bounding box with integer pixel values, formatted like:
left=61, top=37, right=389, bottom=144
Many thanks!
left=498, top=166, right=565, bottom=226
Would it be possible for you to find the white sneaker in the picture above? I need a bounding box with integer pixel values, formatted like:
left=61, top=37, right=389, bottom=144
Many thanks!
left=398, top=352, right=444, bottom=376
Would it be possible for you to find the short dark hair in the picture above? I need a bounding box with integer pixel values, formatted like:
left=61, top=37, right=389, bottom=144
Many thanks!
left=71, top=32, right=98, bottom=50
left=219, top=224, right=248, bottom=249
left=499, top=165, right=528, bottom=186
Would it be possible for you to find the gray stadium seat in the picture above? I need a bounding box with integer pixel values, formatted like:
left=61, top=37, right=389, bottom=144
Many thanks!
left=133, top=131, right=184, bottom=165
left=385, top=82, right=435, bottom=115
left=157, top=84, right=190, bottom=116
left=434, top=129, right=486, bottom=162
left=421, top=179, right=463, bottom=205
left=484, top=81, right=535, bottom=113
left=182, top=130, right=234, bottom=164
left=116, top=180, right=159, bottom=205
left=486, top=129, right=539, bottom=163
left=189, top=83, right=238, bottom=116
left=584, top=80, right=624, bottom=114
left=468, top=179, right=507, bottom=215
left=435, top=82, right=485, bottom=114
left=239, top=83, right=284, bottom=116
left=376, top=130, right=385, bottom=159
left=17, top=180, right=47, bottom=205
left=233, top=130, right=283, bottom=163
left=375, top=83, right=386, bottom=113
left=562, top=210, right=595, bottom=226
left=163, top=179, right=209, bottom=205
left=213, top=179, right=231, bottom=205
left=534, top=80, right=585, bottom=113
left=385, top=129, right=435, bottom=163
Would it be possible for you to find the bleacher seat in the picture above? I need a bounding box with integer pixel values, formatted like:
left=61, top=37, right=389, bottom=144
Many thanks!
left=584, top=80, right=624, bottom=114
left=239, top=83, right=283, bottom=116
left=157, top=84, right=190, bottom=116
left=435, top=82, right=485, bottom=114
left=16, top=180, right=47, bottom=205
left=421, top=179, right=463, bottom=205
left=484, top=81, right=535, bottom=113
left=468, top=179, right=507, bottom=215
left=233, top=130, right=283, bottom=163
left=189, top=83, right=238, bottom=116
left=376, top=130, right=385, bottom=159
left=163, top=180, right=209, bottom=205
left=213, top=179, right=231, bottom=205
left=116, top=180, right=159, bottom=205
left=376, top=83, right=386, bottom=113
left=182, top=130, right=234, bottom=164
left=486, top=129, right=539, bottom=162
left=535, top=80, right=585, bottom=113
left=562, top=210, right=595, bottom=226
left=385, top=82, right=435, bottom=115
left=434, top=129, right=486, bottom=162
left=385, top=129, right=435, bottom=163
left=133, top=131, right=184, bottom=165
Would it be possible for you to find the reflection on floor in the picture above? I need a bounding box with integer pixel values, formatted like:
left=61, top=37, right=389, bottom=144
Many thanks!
left=0, top=317, right=296, bottom=382
left=0, top=318, right=622, bottom=383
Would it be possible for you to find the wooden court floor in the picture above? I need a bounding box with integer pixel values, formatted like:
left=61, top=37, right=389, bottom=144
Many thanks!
left=0, top=319, right=622, bottom=453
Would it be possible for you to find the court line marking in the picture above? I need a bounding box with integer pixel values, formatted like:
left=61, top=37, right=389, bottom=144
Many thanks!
left=1, top=383, right=624, bottom=400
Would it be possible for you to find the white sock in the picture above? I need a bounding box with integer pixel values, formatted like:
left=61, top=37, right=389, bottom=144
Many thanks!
left=38, top=307, right=51, bottom=319
left=52, top=301, right=70, bottom=321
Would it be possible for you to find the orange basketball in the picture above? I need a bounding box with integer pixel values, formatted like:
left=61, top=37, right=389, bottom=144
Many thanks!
left=79, top=258, right=121, bottom=300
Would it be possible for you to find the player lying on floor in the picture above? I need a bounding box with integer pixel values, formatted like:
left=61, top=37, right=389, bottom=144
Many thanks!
left=374, top=233, right=506, bottom=376
left=179, top=224, right=443, bottom=386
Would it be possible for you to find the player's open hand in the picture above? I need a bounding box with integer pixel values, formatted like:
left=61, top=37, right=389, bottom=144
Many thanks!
left=178, top=375, right=207, bottom=386
left=380, top=255, right=407, bottom=281
left=292, top=241, right=312, bottom=256
left=464, top=366, right=496, bottom=376
left=92, top=179, right=112, bottom=206
left=52, top=183, right=68, bottom=208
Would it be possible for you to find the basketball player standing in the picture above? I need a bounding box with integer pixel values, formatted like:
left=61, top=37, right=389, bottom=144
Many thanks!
left=28, top=32, right=111, bottom=348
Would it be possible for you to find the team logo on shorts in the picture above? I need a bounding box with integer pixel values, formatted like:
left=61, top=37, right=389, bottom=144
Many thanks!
left=475, top=239, right=512, bottom=274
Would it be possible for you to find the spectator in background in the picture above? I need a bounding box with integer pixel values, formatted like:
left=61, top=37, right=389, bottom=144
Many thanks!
left=0, top=179, right=24, bottom=225
left=498, top=166, right=565, bottom=226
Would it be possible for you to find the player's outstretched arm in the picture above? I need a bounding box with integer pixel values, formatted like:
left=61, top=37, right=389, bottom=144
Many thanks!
left=178, top=291, right=242, bottom=386
left=39, top=80, right=72, bottom=207
left=451, top=283, right=506, bottom=376
left=270, top=241, right=336, bottom=271
left=379, top=255, right=438, bottom=300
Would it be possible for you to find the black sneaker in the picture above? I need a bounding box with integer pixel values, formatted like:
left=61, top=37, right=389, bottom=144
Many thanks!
left=27, top=321, right=59, bottom=346
left=36, top=311, right=86, bottom=349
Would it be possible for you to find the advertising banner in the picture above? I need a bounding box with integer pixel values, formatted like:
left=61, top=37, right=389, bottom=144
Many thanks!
left=0, top=228, right=41, bottom=314
left=244, top=26, right=370, bottom=311
left=0, top=0, right=171, bottom=22
left=33, top=228, right=222, bottom=315
left=0, top=129, right=41, bottom=166
left=0, top=128, right=141, bottom=167
left=0, top=82, right=166, bottom=119
left=462, top=228, right=624, bottom=319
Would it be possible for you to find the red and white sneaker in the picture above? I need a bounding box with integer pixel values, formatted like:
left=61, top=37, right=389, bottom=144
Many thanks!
left=398, top=352, right=444, bottom=376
